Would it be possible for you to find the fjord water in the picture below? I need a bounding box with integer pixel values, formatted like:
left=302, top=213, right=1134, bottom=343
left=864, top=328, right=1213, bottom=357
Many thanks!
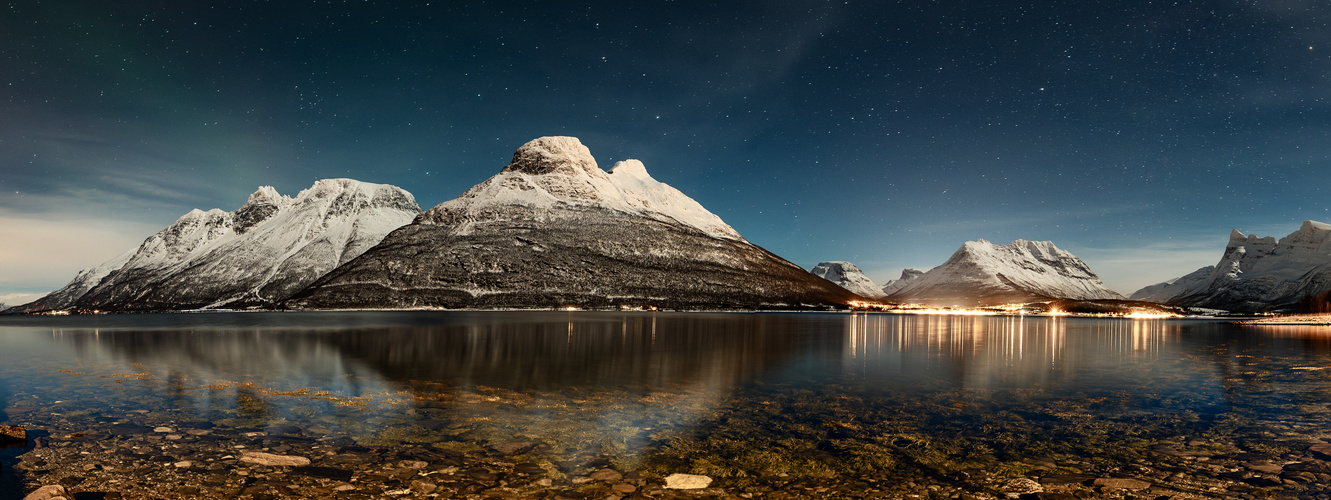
left=2, top=311, right=1330, bottom=485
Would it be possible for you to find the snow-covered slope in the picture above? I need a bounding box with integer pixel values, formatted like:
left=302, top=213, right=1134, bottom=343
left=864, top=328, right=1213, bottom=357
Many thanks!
left=288, top=136, right=859, bottom=310
left=1128, top=266, right=1214, bottom=304
left=0, top=293, right=46, bottom=313
left=811, top=261, right=886, bottom=299
left=1130, top=220, right=1331, bottom=311
left=880, top=268, right=925, bottom=296
left=886, top=239, right=1123, bottom=307
left=14, top=179, right=420, bottom=312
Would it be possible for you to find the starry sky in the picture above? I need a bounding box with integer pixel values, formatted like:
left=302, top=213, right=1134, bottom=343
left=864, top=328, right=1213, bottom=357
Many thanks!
left=2, top=0, right=1329, bottom=301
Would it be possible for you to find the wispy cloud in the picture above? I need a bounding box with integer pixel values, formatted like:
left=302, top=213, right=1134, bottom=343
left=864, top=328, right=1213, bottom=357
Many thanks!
left=0, top=209, right=163, bottom=295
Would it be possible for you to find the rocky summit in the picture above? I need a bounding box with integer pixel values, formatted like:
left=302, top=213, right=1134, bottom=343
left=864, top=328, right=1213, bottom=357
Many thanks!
left=810, top=261, right=887, bottom=299
left=286, top=136, right=860, bottom=310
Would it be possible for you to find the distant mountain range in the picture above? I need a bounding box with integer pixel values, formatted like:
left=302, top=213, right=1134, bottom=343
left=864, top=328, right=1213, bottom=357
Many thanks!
left=10, top=179, right=421, bottom=313
left=1130, top=220, right=1331, bottom=312
left=10, top=138, right=1331, bottom=314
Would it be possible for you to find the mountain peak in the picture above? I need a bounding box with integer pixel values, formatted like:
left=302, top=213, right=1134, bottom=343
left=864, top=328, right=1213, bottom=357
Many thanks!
left=1300, top=219, right=1331, bottom=234
left=422, top=136, right=741, bottom=240
left=811, top=261, right=884, bottom=299
left=502, top=136, right=599, bottom=176
left=246, top=186, right=286, bottom=207
left=881, top=268, right=926, bottom=295
left=609, top=159, right=651, bottom=179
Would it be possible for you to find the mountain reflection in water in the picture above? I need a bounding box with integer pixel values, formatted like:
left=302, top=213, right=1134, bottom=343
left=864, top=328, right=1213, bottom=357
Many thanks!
left=3, top=311, right=1331, bottom=479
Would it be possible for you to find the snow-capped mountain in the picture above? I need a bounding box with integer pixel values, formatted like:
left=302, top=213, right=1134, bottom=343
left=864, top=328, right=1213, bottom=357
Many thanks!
left=1129, top=220, right=1331, bottom=312
left=13, top=179, right=420, bottom=312
left=886, top=239, right=1123, bottom=307
left=811, top=261, right=886, bottom=299
left=287, top=136, right=860, bottom=310
left=880, top=268, right=925, bottom=296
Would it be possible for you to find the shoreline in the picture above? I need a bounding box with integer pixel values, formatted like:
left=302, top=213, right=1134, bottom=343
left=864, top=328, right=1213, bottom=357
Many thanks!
left=1236, top=313, right=1331, bottom=326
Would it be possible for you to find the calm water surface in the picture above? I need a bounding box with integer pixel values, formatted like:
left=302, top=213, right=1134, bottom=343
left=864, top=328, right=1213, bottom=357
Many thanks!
left=2, top=311, right=1330, bottom=486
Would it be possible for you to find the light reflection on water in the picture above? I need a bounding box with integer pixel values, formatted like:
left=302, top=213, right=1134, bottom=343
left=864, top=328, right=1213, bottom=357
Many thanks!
left=842, top=314, right=1198, bottom=392
left=3, top=311, right=1331, bottom=474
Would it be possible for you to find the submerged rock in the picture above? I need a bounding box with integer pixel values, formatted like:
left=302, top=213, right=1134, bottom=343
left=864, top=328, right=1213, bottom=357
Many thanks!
left=1000, top=477, right=1043, bottom=498
left=1309, top=443, right=1331, bottom=460
left=589, top=468, right=623, bottom=481
left=22, top=485, right=68, bottom=500
left=1092, top=477, right=1151, bottom=490
left=664, top=473, right=712, bottom=489
left=239, top=450, right=312, bottom=466
left=0, top=424, right=26, bottom=446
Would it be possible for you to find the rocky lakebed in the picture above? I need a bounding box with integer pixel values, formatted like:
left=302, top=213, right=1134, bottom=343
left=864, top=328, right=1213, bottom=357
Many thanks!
left=5, top=390, right=1331, bottom=500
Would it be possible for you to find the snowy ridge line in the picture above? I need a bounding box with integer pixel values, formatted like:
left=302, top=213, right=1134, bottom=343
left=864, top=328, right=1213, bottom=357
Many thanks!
left=888, top=238, right=1122, bottom=307
left=11, top=179, right=421, bottom=313
left=1130, top=220, right=1331, bottom=312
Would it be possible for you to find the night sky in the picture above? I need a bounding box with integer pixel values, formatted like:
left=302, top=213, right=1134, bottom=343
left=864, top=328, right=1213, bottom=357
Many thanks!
left=3, top=1, right=1329, bottom=301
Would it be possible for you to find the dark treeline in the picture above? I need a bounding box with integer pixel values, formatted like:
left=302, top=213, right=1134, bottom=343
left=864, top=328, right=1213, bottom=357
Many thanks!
left=1297, top=289, right=1331, bottom=314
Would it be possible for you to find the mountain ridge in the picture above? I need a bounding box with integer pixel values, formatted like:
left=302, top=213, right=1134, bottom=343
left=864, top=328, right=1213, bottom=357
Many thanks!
left=1130, top=220, right=1331, bottom=311
left=10, top=179, right=421, bottom=313
left=887, top=239, right=1123, bottom=307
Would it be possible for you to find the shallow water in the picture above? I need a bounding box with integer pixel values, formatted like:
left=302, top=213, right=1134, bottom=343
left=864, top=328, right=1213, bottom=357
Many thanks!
left=2, top=311, right=1330, bottom=496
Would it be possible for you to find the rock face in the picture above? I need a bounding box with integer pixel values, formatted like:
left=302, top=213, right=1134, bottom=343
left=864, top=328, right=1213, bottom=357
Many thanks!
left=880, top=268, right=925, bottom=296
left=1130, top=220, right=1331, bottom=312
left=811, top=261, right=886, bottom=299
left=287, top=137, right=860, bottom=310
left=886, top=239, right=1123, bottom=307
left=12, top=179, right=420, bottom=312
